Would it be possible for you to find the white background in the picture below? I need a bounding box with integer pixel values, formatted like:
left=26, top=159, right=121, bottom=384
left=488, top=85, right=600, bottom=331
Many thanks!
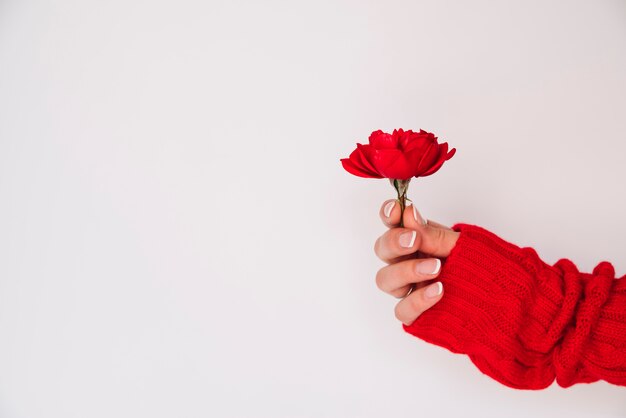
left=1, top=0, right=625, bottom=417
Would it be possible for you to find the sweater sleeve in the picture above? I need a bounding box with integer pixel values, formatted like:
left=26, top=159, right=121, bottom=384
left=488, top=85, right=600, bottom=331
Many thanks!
left=402, top=223, right=626, bottom=390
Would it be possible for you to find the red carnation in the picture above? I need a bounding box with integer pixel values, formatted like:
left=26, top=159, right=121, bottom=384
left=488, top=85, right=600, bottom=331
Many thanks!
left=341, top=128, right=455, bottom=180
left=341, top=128, right=456, bottom=226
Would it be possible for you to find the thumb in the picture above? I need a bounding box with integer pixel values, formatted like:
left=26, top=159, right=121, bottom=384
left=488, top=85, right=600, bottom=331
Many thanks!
left=402, top=202, right=459, bottom=257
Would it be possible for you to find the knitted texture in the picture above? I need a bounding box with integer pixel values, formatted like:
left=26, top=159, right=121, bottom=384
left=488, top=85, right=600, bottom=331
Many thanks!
left=403, top=223, right=626, bottom=390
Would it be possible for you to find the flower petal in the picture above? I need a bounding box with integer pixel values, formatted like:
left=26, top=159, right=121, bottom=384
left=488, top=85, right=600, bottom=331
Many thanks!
left=345, top=146, right=378, bottom=175
left=403, top=131, right=435, bottom=151
left=405, top=141, right=437, bottom=176
left=419, top=143, right=454, bottom=177
left=354, top=143, right=380, bottom=175
left=341, top=158, right=382, bottom=178
left=370, top=148, right=402, bottom=176
left=399, top=129, right=432, bottom=152
left=382, top=156, right=415, bottom=180
left=369, top=130, right=397, bottom=149
left=370, top=149, right=415, bottom=179
left=397, top=129, right=415, bottom=150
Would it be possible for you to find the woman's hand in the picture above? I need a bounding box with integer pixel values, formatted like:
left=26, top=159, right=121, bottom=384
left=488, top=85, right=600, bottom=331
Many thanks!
left=374, top=199, right=460, bottom=326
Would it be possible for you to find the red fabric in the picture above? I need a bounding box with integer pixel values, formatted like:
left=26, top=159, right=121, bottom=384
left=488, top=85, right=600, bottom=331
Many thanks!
left=402, top=223, right=626, bottom=390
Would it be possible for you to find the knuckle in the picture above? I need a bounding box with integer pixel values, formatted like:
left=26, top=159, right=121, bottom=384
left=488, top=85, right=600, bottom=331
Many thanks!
left=375, top=231, right=395, bottom=260
left=394, top=303, right=404, bottom=322
left=409, top=293, right=425, bottom=314
left=375, top=269, right=386, bottom=291
left=434, top=227, right=446, bottom=251
left=393, top=284, right=411, bottom=299
left=435, top=226, right=445, bottom=242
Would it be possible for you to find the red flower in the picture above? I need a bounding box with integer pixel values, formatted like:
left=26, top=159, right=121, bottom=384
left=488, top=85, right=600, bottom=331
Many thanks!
left=340, top=128, right=456, bottom=180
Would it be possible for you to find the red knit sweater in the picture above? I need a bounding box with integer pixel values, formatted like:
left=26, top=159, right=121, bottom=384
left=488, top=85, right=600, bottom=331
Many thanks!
left=402, top=223, right=626, bottom=390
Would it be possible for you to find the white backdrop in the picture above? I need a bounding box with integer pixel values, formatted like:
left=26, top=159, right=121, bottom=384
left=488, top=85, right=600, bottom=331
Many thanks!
left=1, top=0, right=625, bottom=417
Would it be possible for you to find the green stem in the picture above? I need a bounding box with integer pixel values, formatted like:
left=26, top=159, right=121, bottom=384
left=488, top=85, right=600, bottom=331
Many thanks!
left=391, top=179, right=411, bottom=228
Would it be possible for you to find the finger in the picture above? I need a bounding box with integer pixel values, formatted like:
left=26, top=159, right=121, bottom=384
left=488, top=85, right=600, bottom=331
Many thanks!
left=379, top=199, right=401, bottom=228
left=399, top=204, right=459, bottom=258
left=401, top=202, right=454, bottom=231
left=395, top=281, right=444, bottom=325
left=416, top=223, right=459, bottom=257
left=401, top=202, right=428, bottom=230
left=381, top=198, right=453, bottom=230
left=425, top=219, right=453, bottom=231
left=376, top=257, right=442, bottom=298
left=374, top=227, right=419, bottom=263
left=374, top=221, right=459, bottom=262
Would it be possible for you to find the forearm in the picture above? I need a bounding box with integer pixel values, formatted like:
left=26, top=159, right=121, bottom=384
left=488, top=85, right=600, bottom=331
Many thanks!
left=403, top=223, right=626, bottom=389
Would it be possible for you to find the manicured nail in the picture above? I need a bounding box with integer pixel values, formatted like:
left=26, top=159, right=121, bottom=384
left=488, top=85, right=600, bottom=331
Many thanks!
left=399, top=231, right=416, bottom=248
left=383, top=201, right=395, bottom=218
left=424, top=282, right=443, bottom=299
left=416, top=258, right=441, bottom=275
left=413, top=205, right=426, bottom=225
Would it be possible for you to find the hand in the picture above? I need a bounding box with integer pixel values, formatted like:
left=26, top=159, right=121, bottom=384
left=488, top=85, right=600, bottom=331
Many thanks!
left=374, top=199, right=460, bottom=326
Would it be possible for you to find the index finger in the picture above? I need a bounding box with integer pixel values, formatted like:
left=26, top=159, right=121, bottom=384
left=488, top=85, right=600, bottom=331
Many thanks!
left=379, top=199, right=401, bottom=228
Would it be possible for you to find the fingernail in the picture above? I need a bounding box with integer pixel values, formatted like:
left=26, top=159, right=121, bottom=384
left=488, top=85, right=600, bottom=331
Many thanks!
left=399, top=231, right=416, bottom=248
left=416, top=258, right=441, bottom=275
left=424, top=282, right=443, bottom=299
left=383, top=201, right=395, bottom=218
left=413, top=205, right=426, bottom=225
